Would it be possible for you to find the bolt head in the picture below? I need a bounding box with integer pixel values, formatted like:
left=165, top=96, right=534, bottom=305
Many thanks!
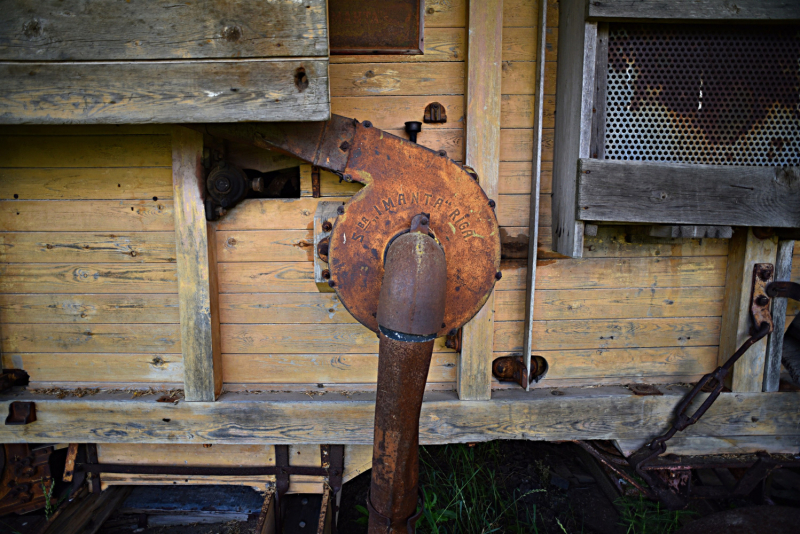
left=328, top=280, right=336, bottom=288
left=488, top=199, right=496, bottom=208
left=420, top=217, right=429, bottom=225
left=755, top=295, right=769, bottom=306
left=337, top=205, right=345, bottom=215
left=362, top=120, right=373, bottom=128
left=215, top=176, right=231, bottom=193
left=321, top=269, right=331, bottom=280
left=495, top=271, right=503, bottom=280
left=322, top=221, right=332, bottom=232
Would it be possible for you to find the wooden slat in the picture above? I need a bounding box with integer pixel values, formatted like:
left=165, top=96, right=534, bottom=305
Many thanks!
left=500, top=129, right=554, bottom=161
left=214, top=198, right=349, bottom=231
left=216, top=230, right=314, bottom=263
left=385, top=128, right=464, bottom=159
left=331, top=28, right=465, bottom=64
left=499, top=161, right=553, bottom=194
left=520, top=346, right=718, bottom=380
left=718, top=228, right=778, bottom=392
left=0, top=200, right=174, bottom=232
left=577, top=160, right=800, bottom=228
left=0, top=294, right=179, bottom=324
left=552, top=0, right=595, bottom=257
left=494, top=317, right=721, bottom=352
left=0, top=135, right=171, bottom=167
left=222, top=324, right=450, bottom=354
left=499, top=256, right=728, bottom=291
left=222, top=353, right=456, bottom=384
left=0, top=125, right=172, bottom=136
left=0, top=232, right=176, bottom=263
left=764, top=240, right=795, bottom=391
left=499, top=194, right=550, bottom=227
left=459, top=0, right=504, bottom=401
left=0, top=60, right=330, bottom=124
left=172, top=127, right=221, bottom=402
left=1, top=324, right=180, bottom=353
left=501, top=95, right=556, bottom=129
left=496, top=286, right=725, bottom=321
left=0, top=263, right=177, bottom=293
left=0, top=0, right=328, bottom=60
left=501, top=61, right=557, bottom=95
left=332, top=95, right=465, bottom=130
left=504, top=0, right=560, bottom=27
left=220, top=293, right=357, bottom=325
left=218, top=263, right=315, bottom=293
left=2, top=388, right=799, bottom=445
left=3, top=353, right=183, bottom=383
left=582, top=228, right=729, bottom=258
left=426, top=0, right=468, bottom=27
left=503, top=27, right=558, bottom=62
left=587, top=0, right=800, bottom=21
left=329, top=62, right=464, bottom=97
left=616, top=435, right=800, bottom=457
left=0, top=168, right=173, bottom=200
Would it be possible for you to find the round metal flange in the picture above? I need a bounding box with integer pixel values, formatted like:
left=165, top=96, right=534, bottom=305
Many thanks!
left=327, top=125, right=501, bottom=336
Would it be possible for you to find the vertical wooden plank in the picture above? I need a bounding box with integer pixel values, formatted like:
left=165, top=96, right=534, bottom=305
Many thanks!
left=458, top=0, right=504, bottom=401
left=552, top=0, right=596, bottom=257
left=522, top=0, right=548, bottom=390
left=718, top=228, right=778, bottom=392
left=764, top=240, right=795, bottom=392
left=172, top=126, right=222, bottom=401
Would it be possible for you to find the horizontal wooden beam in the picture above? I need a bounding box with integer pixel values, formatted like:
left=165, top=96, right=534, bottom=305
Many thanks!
left=586, top=0, right=800, bottom=21
left=577, top=160, right=800, bottom=228
left=0, top=59, right=330, bottom=124
left=0, top=388, right=798, bottom=445
left=0, top=0, right=328, bottom=60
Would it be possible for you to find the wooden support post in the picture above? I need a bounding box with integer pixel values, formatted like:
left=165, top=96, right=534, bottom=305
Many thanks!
left=718, top=228, right=778, bottom=392
left=764, top=240, right=795, bottom=392
left=172, top=127, right=222, bottom=402
left=458, top=0, right=503, bottom=401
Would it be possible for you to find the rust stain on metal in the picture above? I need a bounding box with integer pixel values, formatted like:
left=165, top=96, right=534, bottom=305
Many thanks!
left=606, top=24, right=800, bottom=165
left=329, top=0, right=424, bottom=55
left=750, top=263, right=774, bottom=334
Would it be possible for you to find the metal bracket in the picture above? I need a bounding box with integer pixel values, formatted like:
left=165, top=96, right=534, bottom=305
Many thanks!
left=314, top=201, right=343, bottom=293
left=750, top=263, right=775, bottom=334
left=5, top=401, right=36, bottom=425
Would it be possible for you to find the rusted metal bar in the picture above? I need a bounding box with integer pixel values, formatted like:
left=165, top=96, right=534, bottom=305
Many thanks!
left=368, top=214, right=446, bottom=534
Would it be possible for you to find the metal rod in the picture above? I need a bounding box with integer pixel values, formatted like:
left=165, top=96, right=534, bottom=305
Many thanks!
left=368, top=215, right=447, bottom=534
left=522, top=0, right=548, bottom=389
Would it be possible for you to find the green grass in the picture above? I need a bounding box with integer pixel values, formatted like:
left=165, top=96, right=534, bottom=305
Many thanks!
left=413, top=443, right=546, bottom=534
left=615, top=496, right=696, bottom=534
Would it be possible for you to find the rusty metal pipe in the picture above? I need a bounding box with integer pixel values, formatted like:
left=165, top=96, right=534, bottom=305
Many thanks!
left=368, top=215, right=446, bottom=533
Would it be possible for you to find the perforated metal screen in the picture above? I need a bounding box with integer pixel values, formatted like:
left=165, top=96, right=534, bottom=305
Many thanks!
left=604, top=24, right=800, bottom=166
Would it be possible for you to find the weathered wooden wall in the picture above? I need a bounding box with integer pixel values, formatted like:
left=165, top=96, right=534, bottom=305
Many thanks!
left=2, top=0, right=798, bottom=394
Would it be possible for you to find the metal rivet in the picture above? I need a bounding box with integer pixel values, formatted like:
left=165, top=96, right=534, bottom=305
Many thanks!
left=488, top=199, right=496, bottom=208
left=363, top=120, right=373, bottom=128
left=337, top=205, right=345, bottom=215
left=495, top=271, right=502, bottom=280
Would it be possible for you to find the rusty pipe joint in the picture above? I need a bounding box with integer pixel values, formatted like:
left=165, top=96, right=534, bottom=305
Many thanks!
left=368, top=214, right=446, bottom=534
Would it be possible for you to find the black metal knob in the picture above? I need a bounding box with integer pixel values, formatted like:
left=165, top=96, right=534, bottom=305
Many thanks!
left=404, top=121, right=422, bottom=143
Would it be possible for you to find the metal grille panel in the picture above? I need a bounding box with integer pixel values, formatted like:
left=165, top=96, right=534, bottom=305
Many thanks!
left=604, top=24, right=800, bottom=166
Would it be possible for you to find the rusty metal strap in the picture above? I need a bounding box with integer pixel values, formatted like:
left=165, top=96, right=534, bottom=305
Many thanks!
left=366, top=490, right=425, bottom=534
left=767, top=281, right=800, bottom=301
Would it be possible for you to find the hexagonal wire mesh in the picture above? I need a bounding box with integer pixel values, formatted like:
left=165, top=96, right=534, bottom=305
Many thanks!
left=604, top=24, right=800, bottom=166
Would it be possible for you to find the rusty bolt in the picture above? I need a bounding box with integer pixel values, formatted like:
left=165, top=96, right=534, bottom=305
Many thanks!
left=445, top=339, right=456, bottom=349
left=343, top=174, right=353, bottom=182
left=438, top=150, right=447, bottom=157
left=420, top=217, right=429, bottom=226
left=339, top=141, right=350, bottom=151
left=363, top=121, right=373, bottom=128
left=488, top=199, right=496, bottom=208
left=755, top=295, right=769, bottom=306
left=322, top=220, right=332, bottom=232
left=328, top=280, right=336, bottom=288
left=758, top=268, right=773, bottom=282
left=322, top=269, right=331, bottom=280
left=337, top=205, right=345, bottom=215
left=495, top=271, right=503, bottom=280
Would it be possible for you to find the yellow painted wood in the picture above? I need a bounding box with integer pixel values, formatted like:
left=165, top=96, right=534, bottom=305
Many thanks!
left=500, top=128, right=554, bottom=161
left=504, top=0, right=560, bottom=27
left=0, top=263, right=178, bottom=293
left=216, top=230, right=314, bottom=263
left=1, top=389, right=798, bottom=445
left=503, top=27, right=558, bottom=62
left=495, top=286, right=725, bottom=321
left=718, top=228, right=779, bottom=391
left=0, top=232, right=176, bottom=263
left=501, top=61, right=558, bottom=95
left=3, top=353, right=183, bottom=383
left=498, top=161, right=553, bottom=194
left=0, top=168, right=173, bottom=200
left=329, top=63, right=465, bottom=97
left=221, top=324, right=451, bottom=354
left=215, top=198, right=350, bottom=231
left=0, top=135, right=171, bottom=167
left=494, top=317, right=721, bottom=352
left=1, top=323, right=180, bottom=353
left=222, top=353, right=456, bottom=384
left=459, top=0, right=504, bottom=401
left=331, top=28, right=465, bottom=64
left=0, top=200, right=174, bottom=232
left=331, top=96, right=465, bottom=131
left=218, top=263, right=316, bottom=294
left=172, top=127, right=221, bottom=401
left=0, top=294, right=179, bottom=324
left=501, top=95, right=556, bottom=129
left=497, top=256, right=728, bottom=291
